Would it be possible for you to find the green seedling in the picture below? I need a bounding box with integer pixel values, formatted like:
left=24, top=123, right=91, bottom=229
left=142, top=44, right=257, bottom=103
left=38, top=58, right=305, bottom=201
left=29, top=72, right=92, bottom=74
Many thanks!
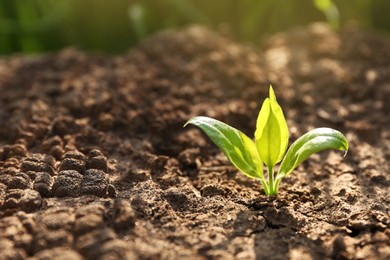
left=184, top=86, right=348, bottom=195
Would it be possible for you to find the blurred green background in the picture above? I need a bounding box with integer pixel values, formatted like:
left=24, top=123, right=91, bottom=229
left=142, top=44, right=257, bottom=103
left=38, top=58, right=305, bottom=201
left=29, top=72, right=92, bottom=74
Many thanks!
left=1, top=0, right=389, bottom=55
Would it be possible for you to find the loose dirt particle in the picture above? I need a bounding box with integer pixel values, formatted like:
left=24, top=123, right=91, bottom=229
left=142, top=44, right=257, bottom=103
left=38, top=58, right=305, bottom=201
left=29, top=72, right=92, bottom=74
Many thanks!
left=110, top=199, right=136, bottom=232
left=76, top=228, right=118, bottom=258
left=52, top=170, right=83, bottom=197
left=1, top=189, right=42, bottom=215
left=21, top=155, right=55, bottom=176
left=8, top=172, right=32, bottom=190
left=80, top=169, right=109, bottom=197
left=33, top=172, right=53, bottom=197
left=59, top=157, right=86, bottom=173
left=86, top=155, right=108, bottom=172
left=1, top=144, right=28, bottom=159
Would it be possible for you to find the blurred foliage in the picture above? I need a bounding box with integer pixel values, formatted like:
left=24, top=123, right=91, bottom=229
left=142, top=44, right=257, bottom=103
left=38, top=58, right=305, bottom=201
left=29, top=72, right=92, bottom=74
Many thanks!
left=314, top=0, right=339, bottom=29
left=0, top=0, right=389, bottom=55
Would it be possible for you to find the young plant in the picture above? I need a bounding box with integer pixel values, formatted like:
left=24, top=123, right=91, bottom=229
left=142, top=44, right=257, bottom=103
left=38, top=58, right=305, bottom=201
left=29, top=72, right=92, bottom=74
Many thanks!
left=184, top=86, right=348, bottom=195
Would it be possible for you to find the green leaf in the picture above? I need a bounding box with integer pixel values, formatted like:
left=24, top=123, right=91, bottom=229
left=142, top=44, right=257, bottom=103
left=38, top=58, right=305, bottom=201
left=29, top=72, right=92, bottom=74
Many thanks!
left=278, top=127, right=349, bottom=178
left=184, top=116, right=263, bottom=179
left=255, top=86, right=289, bottom=167
left=313, top=0, right=339, bottom=30
left=314, top=0, right=332, bottom=10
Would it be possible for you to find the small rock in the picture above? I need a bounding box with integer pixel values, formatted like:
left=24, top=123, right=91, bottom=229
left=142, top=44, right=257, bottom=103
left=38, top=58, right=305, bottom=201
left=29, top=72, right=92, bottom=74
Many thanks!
left=24, top=154, right=55, bottom=167
left=74, top=214, right=105, bottom=237
left=59, top=158, right=86, bottom=173
left=3, top=157, right=21, bottom=168
left=33, top=172, right=53, bottom=197
left=52, top=170, right=83, bottom=197
left=86, top=156, right=108, bottom=172
left=88, top=149, right=104, bottom=158
left=81, top=169, right=108, bottom=197
left=2, top=144, right=28, bottom=159
left=8, top=172, right=32, bottom=190
left=63, top=151, right=85, bottom=160
left=76, top=228, right=117, bottom=258
left=21, top=156, right=55, bottom=176
left=111, top=199, right=136, bottom=232
left=1, top=189, right=42, bottom=214
left=41, top=136, right=63, bottom=150
left=38, top=207, right=75, bottom=231
left=49, top=145, right=64, bottom=160
left=40, top=137, right=64, bottom=160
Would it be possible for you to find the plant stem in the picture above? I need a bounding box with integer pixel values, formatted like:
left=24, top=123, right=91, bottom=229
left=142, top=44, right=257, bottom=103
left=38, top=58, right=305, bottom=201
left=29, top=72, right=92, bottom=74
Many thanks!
left=274, top=178, right=281, bottom=194
left=267, top=165, right=276, bottom=195
left=260, top=179, right=269, bottom=195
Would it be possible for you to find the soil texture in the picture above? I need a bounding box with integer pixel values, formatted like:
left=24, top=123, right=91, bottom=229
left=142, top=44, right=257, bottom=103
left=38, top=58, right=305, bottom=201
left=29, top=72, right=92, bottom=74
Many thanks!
left=0, top=23, right=389, bottom=259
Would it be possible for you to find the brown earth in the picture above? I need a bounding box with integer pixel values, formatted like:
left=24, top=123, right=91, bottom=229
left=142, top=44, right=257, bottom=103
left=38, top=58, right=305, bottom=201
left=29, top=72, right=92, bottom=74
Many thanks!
left=0, top=23, right=389, bottom=259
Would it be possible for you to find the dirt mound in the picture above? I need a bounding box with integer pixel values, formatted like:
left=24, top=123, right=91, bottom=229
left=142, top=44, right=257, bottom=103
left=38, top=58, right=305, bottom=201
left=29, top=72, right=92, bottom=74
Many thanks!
left=0, top=24, right=389, bottom=259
